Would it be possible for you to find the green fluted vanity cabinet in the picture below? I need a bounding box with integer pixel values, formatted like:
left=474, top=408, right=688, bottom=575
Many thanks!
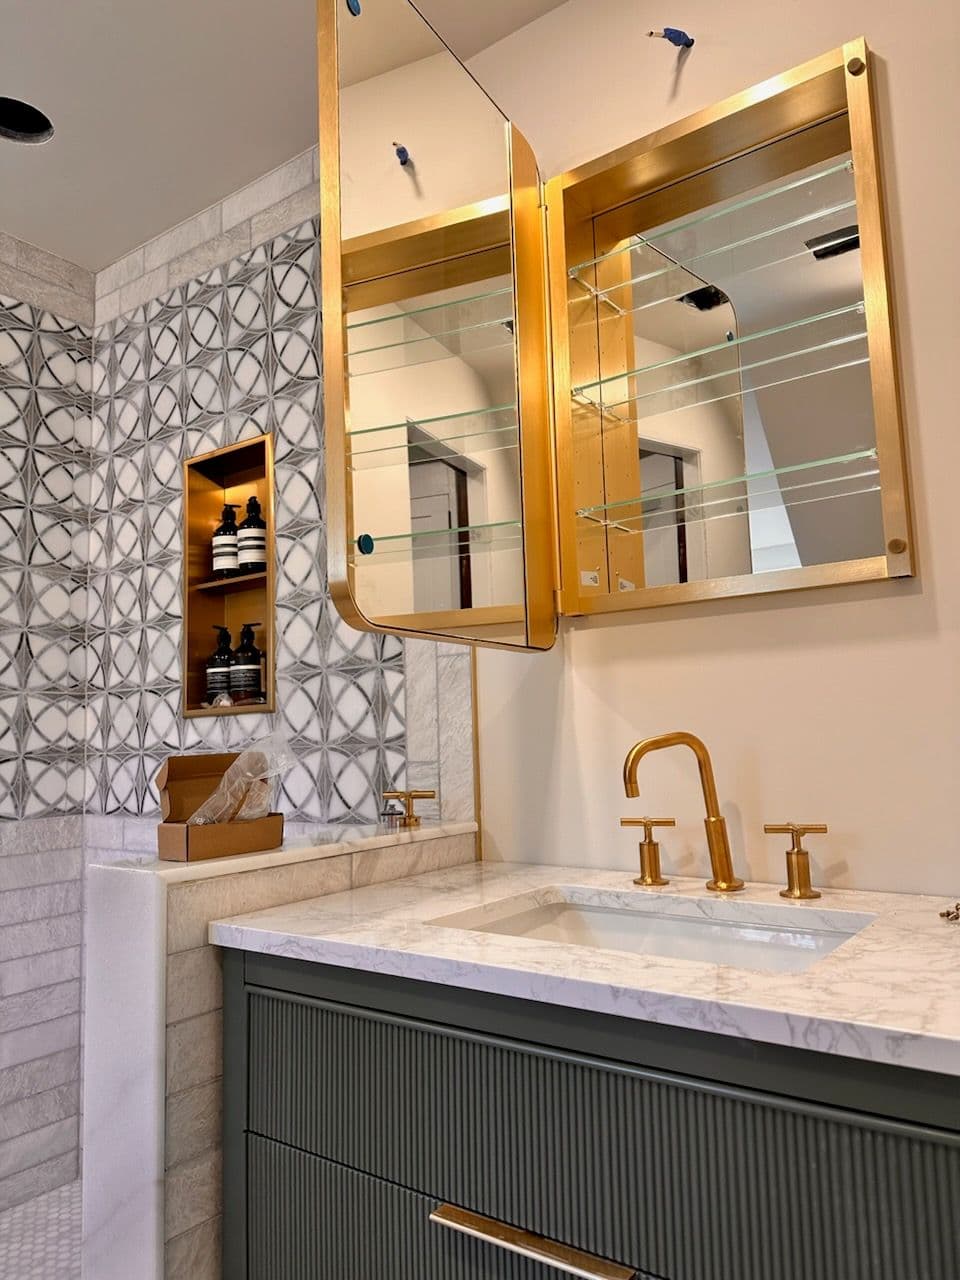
left=222, top=951, right=960, bottom=1280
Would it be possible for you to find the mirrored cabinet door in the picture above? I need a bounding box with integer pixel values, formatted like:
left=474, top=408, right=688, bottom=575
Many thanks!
left=318, top=0, right=556, bottom=650
left=549, top=40, right=913, bottom=615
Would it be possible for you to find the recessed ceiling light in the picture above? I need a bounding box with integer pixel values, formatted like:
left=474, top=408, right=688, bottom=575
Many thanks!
left=0, top=97, right=55, bottom=145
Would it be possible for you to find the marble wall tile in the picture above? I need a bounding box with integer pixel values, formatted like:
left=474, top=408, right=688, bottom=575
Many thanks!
left=0, top=1148, right=77, bottom=1214
left=165, top=947, right=222, bottom=1025
left=166, top=853, right=353, bottom=953
left=118, top=263, right=169, bottom=315
left=0, top=914, right=82, bottom=963
left=166, top=222, right=251, bottom=286
left=143, top=207, right=223, bottom=275
left=0, top=262, right=93, bottom=327
left=0, top=851, right=83, bottom=893
left=351, top=832, right=476, bottom=888
left=165, top=1214, right=222, bottom=1280
left=0, top=1015, right=80, bottom=1072
left=163, top=1147, right=222, bottom=1242
left=14, top=242, right=93, bottom=301
left=0, top=1081, right=78, bottom=1142
left=0, top=881, right=81, bottom=926
left=0, top=1049, right=79, bottom=1108
left=221, top=151, right=314, bottom=230
left=0, top=980, right=80, bottom=1034
left=0, top=1113, right=77, bottom=1180
left=165, top=1080, right=221, bottom=1171
left=0, top=947, right=81, bottom=999
left=165, top=1011, right=222, bottom=1096
left=96, top=249, right=145, bottom=300
left=249, top=184, right=319, bottom=247
left=0, top=817, right=83, bottom=858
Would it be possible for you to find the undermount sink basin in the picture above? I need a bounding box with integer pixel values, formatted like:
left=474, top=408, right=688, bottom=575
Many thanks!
left=431, top=886, right=875, bottom=974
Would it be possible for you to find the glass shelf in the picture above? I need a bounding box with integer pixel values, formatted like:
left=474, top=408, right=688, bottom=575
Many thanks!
left=572, top=303, right=869, bottom=424
left=349, top=403, right=516, bottom=438
left=568, top=158, right=856, bottom=313
left=349, top=421, right=519, bottom=471
left=347, top=284, right=516, bottom=376
left=350, top=519, right=523, bottom=565
left=577, top=447, right=879, bottom=529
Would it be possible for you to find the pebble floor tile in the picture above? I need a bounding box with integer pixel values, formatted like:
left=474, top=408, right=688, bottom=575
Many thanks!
left=0, top=1180, right=80, bottom=1279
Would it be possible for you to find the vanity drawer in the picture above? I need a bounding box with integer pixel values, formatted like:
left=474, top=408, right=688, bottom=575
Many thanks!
left=247, top=1135, right=649, bottom=1279
left=246, top=989, right=960, bottom=1280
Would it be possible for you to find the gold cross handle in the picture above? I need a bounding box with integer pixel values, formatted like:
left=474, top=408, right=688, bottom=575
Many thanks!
left=383, top=790, right=436, bottom=829
left=620, top=817, right=676, bottom=887
left=763, top=823, right=828, bottom=900
left=620, top=817, right=676, bottom=843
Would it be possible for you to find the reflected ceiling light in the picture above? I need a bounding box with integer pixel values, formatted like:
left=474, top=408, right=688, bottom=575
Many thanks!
left=0, top=97, right=55, bottom=144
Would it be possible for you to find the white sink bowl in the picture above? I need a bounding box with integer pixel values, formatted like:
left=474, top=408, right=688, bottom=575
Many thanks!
left=431, top=885, right=875, bottom=974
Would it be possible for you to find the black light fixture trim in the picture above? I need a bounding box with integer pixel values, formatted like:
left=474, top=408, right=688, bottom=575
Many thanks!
left=678, top=284, right=731, bottom=312
left=805, top=224, right=860, bottom=260
left=0, top=97, right=55, bottom=144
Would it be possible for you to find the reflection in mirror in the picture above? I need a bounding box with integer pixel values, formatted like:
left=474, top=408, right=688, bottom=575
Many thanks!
left=571, top=117, right=883, bottom=593
left=334, top=0, right=527, bottom=642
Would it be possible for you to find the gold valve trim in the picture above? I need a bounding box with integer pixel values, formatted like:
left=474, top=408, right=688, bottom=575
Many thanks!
left=382, top=789, right=436, bottom=829
left=429, top=1204, right=636, bottom=1279
left=764, top=823, right=827, bottom=899
left=620, top=817, right=674, bottom=886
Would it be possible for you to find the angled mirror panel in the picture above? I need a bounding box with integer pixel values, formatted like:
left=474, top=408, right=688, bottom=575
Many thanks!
left=319, top=0, right=556, bottom=649
left=552, top=41, right=911, bottom=614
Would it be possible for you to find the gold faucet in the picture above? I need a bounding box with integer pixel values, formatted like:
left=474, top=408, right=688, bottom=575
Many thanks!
left=622, top=732, right=744, bottom=893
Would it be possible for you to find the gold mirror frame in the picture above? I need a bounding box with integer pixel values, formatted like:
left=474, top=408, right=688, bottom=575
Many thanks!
left=317, top=0, right=557, bottom=651
left=548, top=38, right=913, bottom=615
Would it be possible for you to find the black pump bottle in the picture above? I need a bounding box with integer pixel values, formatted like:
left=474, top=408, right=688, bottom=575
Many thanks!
left=237, top=496, right=268, bottom=573
left=212, top=504, right=240, bottom=578
left=206, top=626, right=234, bottom=703
left=231, top=623, right=264, bottom=703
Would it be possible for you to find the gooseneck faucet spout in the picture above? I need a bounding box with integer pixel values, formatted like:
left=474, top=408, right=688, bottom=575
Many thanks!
left=623, top=731, right=744, bottom=892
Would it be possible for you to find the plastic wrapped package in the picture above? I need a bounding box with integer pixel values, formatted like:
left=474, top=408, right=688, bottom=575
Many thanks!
left=187, top=732, right=295, bottom=825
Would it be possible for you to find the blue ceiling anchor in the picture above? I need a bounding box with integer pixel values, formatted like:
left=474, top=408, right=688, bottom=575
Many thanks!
left=393, top=141, right=411, bottom=167
left=346, top=0, right=361, bottom=15
left=649, top=27, right=695, bottom=48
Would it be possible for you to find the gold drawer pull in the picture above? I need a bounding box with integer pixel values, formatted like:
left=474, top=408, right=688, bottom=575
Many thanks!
left=429, top=1204, right=637, bottom=1279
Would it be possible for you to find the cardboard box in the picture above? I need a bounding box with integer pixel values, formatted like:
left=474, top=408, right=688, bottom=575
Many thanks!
left=156, top=752, right=284, bottom=861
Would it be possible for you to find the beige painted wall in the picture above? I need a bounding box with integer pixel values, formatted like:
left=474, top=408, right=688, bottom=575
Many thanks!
left=474, top=0, right=960, bottom=895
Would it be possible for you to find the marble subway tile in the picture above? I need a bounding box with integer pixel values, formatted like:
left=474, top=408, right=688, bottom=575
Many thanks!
left=166, top=947, right=222, bottom=1025
left=166, top=1011, right=222, bottom=1095
left=165, top=1214, right=222, bottom=1280
left=14, top=240, right=93, bottom=300
left=164, top=1147, right=222, bottom=1241
left=121, top=817, right=159, bottom=853
left=0, top=1016, right=80, bottom=1073
left=351, top=833, right=476, bottom=888
left=118, top=263, right=169, bottom=316
left=165, top=1080, right=221, bottom=1170
left=0, top=1081, right=79, bottom=1142
left=0, top=881, right=81, bottom=927
left=0, top=1048, right=78, bottom=1108
left=222, top=150, right=314, bottom=230
left=0, top=980, right=80, bottom=1035
left=0, top=850, right=82, bottom=892
left=0, top=1114, right=77, bottom=1180
left=166, top=223, right=252, bottom=290
left=0, top=262, right=93, bottom=327
left=249, top=183, right=319, bottom=247
left=94, top=288, right=120, bottom=326
left=438, top=655, right=476, bottom=822
left=0, top=948, right=81, bottom=999
left=166, top=854, right=352, bottom=953
left=0, top=818, right=83, bottom=857
left=83, top=815, right=126, bottom=850
left=143, top=205, right=222, bottom=273
left=403, top=640, right=439, bottom=764
left=0, top=230, right=16, bottom=268
left=0, top=914, right=82, bottom=964
left=95, top=248, right=145, bottom=299
left=0, top=1148, right=77, bottom=1213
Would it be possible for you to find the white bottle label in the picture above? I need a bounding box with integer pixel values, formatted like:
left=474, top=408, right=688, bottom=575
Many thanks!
left=238, top=527, right=267, bottom=569
left=213, top=533, right=238, bottom=573
left=231, top=662, right=262, bottom=695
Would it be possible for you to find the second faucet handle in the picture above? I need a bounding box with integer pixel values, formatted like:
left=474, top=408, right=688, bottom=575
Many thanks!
left=621, top=817, right=676, bottom=887
left=383, top=789, right=436, bottom=829
left=764, top=823, right=827, bottom=900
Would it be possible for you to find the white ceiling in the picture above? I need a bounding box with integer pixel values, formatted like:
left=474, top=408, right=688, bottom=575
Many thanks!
left=0, top=0, right=565, bottom=271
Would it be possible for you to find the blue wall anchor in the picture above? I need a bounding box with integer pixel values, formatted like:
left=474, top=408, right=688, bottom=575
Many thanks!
left=357, top=534, right=375, bottom=556
left=346, top=0, right=361, bottom=16
left=393, top=141, right=411, bottom=167
left=648, top=27, right=695, bottom=48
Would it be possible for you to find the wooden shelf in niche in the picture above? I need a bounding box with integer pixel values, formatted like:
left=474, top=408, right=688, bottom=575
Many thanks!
left=182, top=435, right=276, bottom=719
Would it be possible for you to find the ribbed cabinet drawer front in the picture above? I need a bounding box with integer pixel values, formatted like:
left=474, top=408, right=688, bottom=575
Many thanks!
left=247, top=1136, right=610, bottom=1280
left=247, top=991, right=960, bottom=1280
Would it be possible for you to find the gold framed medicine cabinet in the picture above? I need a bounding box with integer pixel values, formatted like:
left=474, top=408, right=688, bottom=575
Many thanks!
left=320, top=15, right=912, bottom=647
left=318, top=0, right=556, bottom=651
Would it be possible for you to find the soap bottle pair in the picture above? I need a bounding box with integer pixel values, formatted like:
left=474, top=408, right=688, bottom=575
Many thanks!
left=205, top=624, right=265, bottom=706
left=212, top=497, right=268, bottom=578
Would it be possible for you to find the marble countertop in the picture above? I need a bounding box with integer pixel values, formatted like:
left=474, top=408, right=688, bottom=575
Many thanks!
left=209, top=862, right=960, bottom=1075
